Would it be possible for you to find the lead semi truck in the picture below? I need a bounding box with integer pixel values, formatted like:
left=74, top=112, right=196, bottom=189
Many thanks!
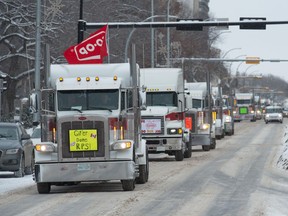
left=140, top=68, right=192, bottom=161
left=32, top=62, right=149, bottom=193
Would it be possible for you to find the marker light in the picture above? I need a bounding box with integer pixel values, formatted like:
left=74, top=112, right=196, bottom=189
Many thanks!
left=35, top=144, right=55, bottom=152
left=95, top=76, right=99, bottom=81
left=86, top=77, right=90, bottom=82
left=113, top=75, right=118, bottom=81
left=111, top=140, right=132, bottom=150
left=77, top=77, right=81, bottom=82
left=59, top=77, right=64, bottom=82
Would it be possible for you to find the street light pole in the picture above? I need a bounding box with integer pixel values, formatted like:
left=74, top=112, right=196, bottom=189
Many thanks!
left=167, top=0, right=172, bottom=67
left=151, top=0, right=154, bottom=67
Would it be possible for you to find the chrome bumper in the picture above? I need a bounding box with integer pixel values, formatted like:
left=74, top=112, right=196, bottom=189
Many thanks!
left=34, top=161, right=136, bottom=183
left=191, top=134, right=210, bottom=146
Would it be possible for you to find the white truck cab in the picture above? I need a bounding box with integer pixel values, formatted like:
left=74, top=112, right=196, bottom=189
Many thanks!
left=140, top=68, right=192, bottom=161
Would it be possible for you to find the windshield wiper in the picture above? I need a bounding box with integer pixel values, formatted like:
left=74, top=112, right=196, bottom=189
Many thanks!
left=89, top=106, right=112, bottom=112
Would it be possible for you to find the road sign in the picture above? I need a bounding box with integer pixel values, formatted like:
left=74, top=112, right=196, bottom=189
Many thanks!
left=246, top=57, right=260, bottom=64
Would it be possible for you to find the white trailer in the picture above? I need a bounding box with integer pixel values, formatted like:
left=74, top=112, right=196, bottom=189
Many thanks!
left=184, top=82, right=216, bottom=151
left=140, top=68, right=192, bottom=161
left=32, top=62, right=149, bottom=193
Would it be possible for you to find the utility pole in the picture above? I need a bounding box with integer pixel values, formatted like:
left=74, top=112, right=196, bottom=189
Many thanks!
left=34, top=0, right=41, bottom=125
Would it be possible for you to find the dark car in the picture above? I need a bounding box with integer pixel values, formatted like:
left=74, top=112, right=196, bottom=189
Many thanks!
left=283, top=108, right=288, bottom=118
left=0, top=122, right=34, bottom=177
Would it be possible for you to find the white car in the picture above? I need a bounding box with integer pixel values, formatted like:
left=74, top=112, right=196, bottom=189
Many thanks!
left=31, top=126, right=41, bottom=145
left=264, top=106, right=283, bottom=124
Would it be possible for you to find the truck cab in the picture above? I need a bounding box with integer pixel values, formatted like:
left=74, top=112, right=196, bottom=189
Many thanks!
left=184, top=82, right=216, bottom=151
left=140, top=68, right=192, bottom=161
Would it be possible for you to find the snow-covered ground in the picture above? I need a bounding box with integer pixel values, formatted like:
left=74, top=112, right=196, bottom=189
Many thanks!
left=1, top=125, right=288, bottom=205
left=277, top=124, right=288, bottom=170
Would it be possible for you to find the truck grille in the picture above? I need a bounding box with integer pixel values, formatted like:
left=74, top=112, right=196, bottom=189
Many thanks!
left=61, top=121, right=105, bottom=159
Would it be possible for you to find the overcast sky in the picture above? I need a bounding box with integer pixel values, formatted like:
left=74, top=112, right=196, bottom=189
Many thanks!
left=209, top=0, right=288, bottom=81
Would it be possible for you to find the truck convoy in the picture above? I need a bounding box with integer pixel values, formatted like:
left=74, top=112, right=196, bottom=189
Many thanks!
left=140, top=68, right=192, bottom=161
left=32, top=62, right=149, bottom=193
left=184, top=82, right=216, bottom=151
left=234, top=93, right=256, bottom=122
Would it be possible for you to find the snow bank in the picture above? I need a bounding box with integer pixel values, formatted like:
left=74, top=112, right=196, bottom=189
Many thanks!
left=276, top=125, right=288, bottom=170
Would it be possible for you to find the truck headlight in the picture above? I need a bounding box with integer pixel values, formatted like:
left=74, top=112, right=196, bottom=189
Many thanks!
left=111, top=140, right=132, bottom=150
left=199, top=124, right=210, bottom=130
left=167, top=128, right=182, bottom=134
left=224, top=116, right=232, bottom=123
left=35, top=144, right=55, bottom=152
left=6, top=149, right=20, bottom=154
left=266, top=114, right=270, bottom=118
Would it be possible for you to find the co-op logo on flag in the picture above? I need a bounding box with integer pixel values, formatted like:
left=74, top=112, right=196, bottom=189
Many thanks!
left=63, top=25, right=108, bottom=64
left=74, top=30, right=106, bottom=61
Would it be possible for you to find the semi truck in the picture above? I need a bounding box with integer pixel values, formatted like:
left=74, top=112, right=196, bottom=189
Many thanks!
left=32, top=62, right=149, bottom=193
left=234, top=93, right=256, bottom=122
left=222, top=95, right=234, bottom=136
left=211, top=86, right=225, bottom=139
left=140, top=68, right=192, bottom=161
left=184, top=82, right=216, bottom=151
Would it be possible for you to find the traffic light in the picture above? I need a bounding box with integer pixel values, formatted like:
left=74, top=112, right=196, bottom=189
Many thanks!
left=176, top=19, right=203, bottom=31
left=239, top=17, right=266, bottom=30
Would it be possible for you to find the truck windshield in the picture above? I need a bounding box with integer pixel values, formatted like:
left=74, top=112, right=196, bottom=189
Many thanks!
left=146, top=92, right=177, bottom=107
left=57, top=89, right=119, bottom=111
left=192, top=99, right=202, bottom=109
left=237, top=99, right=251, bottom=105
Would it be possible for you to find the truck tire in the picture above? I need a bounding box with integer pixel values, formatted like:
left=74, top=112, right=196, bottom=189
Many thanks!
left=121, top=180, right=135, bottom=191
left=175, top=150, right=184, bottom=161
left=136, top=148, right=149, bottom=184
left=202, top=145, right=210, bottom=151
left=184, top=142, right=192, bottom=158
left=37, top=183, right=51, bottom=194
left=210, top=138, right=216, bottom=150
left=14, top=154, right=25, bottom=178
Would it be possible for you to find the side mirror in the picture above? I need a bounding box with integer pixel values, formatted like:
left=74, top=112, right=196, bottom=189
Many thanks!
left=22, top=134, right=31, bottom=140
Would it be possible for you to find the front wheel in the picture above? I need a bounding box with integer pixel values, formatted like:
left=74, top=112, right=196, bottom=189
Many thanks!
left=184, top=142, right=192, bottom=158
left=210, top=138, right=216, bottom=150
left=175, top=150, right=184, bottom=161
left=202, top=145, right=210, bottom=151
left=121, top=180, right=135, bottom=191
left=37, top=183, right=51, bottom=194
left=136, top=148, right=149, bottom=184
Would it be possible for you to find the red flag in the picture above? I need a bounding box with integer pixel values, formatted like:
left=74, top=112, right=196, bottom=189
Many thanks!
left=64, top=25, right=108, bottom=64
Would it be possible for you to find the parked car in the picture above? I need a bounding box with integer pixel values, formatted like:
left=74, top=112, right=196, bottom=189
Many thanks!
left=0, top=122, right=34, bottom=177
left=31, top=125, right=41, bottom=146
left=282, top=107, right=288, bottom=118
left=264, top=106, right=283, bottom=124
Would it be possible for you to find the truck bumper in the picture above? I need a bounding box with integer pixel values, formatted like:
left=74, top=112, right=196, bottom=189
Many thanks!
left=144, top=137, right=183, bottom=153
left=224, top=122, right=233, bottom=133
left=215, top=127, right=223, bottom=136
left=191, top=134, right=210, bottom=146
left=34, top=161, right=136, bottom=183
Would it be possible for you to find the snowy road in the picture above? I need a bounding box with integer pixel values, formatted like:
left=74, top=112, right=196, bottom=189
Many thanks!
left=1, top=121, right=288, bottom=216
